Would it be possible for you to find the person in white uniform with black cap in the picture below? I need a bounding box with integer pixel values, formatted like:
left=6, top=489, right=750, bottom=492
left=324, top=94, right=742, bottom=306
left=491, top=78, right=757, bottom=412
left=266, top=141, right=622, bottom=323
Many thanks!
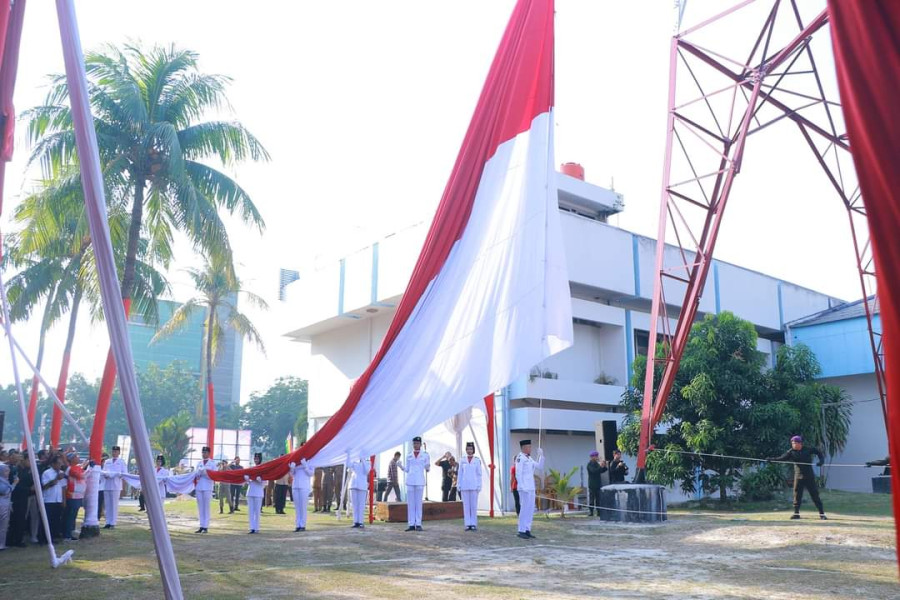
left=102, top=445, right=127, bottom=529
left=289, top=457, right=314, bottom=532
left=399, top=436, right=429, bottom=531
left=457, top=441, right=482, bottom=531
left=244, top=452, right=266, bottom=534
left=154, top=455, right=169, bottom=501
left=349, top=455, right=373, bottom=529
left=194, top=446, right=217, bottom=534
left=515, top=439, right=543, bottom=540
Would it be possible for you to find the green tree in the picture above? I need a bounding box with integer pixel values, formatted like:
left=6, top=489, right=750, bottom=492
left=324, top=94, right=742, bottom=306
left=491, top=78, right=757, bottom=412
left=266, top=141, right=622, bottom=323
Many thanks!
left=151, top=411, right=193, bottom=469
left=619, top=312, right=851, bottom=501
left=241, top=377, right=308, bottom=457
left=8, top=174, right=168, bottom=445
left=60, top=362, right=205, bottom=448
left=26, top=44, right=268, bottom=450
left=26, top=44, right=269, bottom=301
left=152, top=257, right=266, bottom=446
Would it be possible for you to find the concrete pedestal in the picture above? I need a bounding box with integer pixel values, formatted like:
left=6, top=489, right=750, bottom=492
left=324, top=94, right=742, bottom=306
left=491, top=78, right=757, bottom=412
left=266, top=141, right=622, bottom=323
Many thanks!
left=599, top=484, right=667, bottom=523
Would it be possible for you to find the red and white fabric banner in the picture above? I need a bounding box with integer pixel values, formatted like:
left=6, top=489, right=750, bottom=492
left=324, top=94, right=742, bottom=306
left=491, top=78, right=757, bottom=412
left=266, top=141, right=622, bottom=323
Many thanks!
left=214, top=0, right=569, bottom=482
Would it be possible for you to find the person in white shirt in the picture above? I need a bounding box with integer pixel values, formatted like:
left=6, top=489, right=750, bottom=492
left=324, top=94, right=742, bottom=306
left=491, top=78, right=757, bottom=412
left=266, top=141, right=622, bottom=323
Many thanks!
left=348, top=456, right=372, bottom=529
left=39, top=455, right=66, bottom=544
left=102, top=446, right=127, bottom=529
left=289, top=458, right=314, bottom=532
left=457, top=442, right=483, bottom=531
left=154, top=455, right=170, bottom=501
left=194, top=446, right=217, bottom=534
left=514, top=439, right=544, bottom=540
left=399, top=436, right=430, bottom=532
left=244, top=452, right=266, bottom=534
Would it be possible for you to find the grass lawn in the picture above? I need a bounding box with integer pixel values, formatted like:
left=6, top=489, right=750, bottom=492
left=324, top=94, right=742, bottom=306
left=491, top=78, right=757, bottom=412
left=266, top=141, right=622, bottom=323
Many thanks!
left=1, top=491, right=896, bottom=599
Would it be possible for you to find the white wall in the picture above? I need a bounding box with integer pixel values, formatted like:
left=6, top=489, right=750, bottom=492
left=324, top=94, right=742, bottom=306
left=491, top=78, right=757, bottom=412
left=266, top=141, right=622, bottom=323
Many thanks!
left=821, top=374, right=888, bottom=493
left=307, top=311, right=393, bottom=418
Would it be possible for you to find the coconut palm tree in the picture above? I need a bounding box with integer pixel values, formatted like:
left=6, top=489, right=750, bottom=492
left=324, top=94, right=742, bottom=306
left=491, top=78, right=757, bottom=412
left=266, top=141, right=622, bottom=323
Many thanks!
left=153, top=257, right=266, bottom=450
left=6, top=171, right=168, bottom=446
left=25, top=43, right=268, bottom=454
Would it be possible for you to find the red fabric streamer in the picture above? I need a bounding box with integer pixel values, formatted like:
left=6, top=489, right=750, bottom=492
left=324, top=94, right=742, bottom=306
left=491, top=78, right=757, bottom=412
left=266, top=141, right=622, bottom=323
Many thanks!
left=828, top=0, right=900, bottom=568
left=89, top=297, right=131, bottom=461
left=484, top=393, right=496, bottom=517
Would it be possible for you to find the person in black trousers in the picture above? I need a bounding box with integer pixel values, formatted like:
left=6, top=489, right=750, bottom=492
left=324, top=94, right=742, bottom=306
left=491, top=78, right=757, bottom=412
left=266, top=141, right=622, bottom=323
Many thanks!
left=510, top=464, right=520, bottom=515
left=6, top=453, right=31, bottom=547
left=586, top=451, right=608, bottom=516
left=767, top=435, right=826, bottom=520
left=609, top=450, right=629, bottom=483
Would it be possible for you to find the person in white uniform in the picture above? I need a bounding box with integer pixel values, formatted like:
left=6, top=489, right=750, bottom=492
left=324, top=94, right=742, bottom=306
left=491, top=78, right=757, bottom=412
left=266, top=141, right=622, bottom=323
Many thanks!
left=514, top=439, right=543, bottom=540
left=349, top=456, right=372, bottom=529
left=457, top=441, right=483, bottom=531
left=289, top=458, right=314, bottom=532
left=399, top=436, right=429, bottom=531
left=154, top=455, right=169, bottom=501
left=244, top=452, right=266, bottom=534
left=194, top=446, right=217, bottom=534
left=102, top=446, right=127, bottom=529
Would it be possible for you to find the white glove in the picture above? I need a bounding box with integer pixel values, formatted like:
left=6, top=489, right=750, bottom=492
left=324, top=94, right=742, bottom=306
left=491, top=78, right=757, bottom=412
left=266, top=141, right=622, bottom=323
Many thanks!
left=243, top=475, right=250, bottom=482
left=255, top=476, right=262, bottom=483
left=300, top=458, right=308, bottom=466
left=289, top=462, right=297, bottom=469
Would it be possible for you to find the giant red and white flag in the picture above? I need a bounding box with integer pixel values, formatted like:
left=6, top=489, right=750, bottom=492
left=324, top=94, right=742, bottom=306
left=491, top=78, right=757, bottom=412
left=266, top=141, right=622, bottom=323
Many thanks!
left=215, top=0, right=569, bottom=480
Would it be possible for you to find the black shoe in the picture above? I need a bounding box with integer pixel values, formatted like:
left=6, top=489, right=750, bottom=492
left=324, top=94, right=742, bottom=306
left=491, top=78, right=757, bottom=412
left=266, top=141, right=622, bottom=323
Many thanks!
left=352, top=523, right=360, bottom=528
left=219, top=511, right=224, bottom=514
left=234, top=507, right=241, bottom=511
left=820, top=514, right=828, bottom=520
left=138, top=508, right=145, bottom=512
left=359, top=524, right=365, bottom=529
left=790, top=514, right=801, bottom=520
left=248, top=530, right=258, bottom=534
left=416, top=525, right=423, bottom=531
left=472, top=526, right=477, bottom=531
left=526, top=531, right=536, bottom=539
left=202, top=528, right=209, bottom=533
left=195, top=528, right=204, bottom=534
left=294, top=527, right=302, bottom=532
left=517, top=532, right=530, bottom=539
left=103, top=524, right=112, bottom=529
left=298, top=527, right=305, bottom=531
left=405, top=526, right=416, bottom=531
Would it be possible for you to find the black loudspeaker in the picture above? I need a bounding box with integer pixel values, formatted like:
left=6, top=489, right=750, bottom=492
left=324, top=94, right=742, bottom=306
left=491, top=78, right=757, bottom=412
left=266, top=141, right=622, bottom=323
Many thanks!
left=595, top=420, right=617, bottom=462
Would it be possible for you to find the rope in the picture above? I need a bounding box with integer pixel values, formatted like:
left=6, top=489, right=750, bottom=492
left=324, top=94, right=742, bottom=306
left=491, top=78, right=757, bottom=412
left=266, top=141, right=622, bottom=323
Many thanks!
left=649, top=447, right=871, bottom=468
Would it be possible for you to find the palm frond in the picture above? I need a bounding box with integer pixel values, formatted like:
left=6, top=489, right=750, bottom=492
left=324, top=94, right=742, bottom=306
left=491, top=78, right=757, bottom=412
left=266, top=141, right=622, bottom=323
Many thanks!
left=152, top=298, right=202, bottom=343
left=184, top=159, right=265, bottom=231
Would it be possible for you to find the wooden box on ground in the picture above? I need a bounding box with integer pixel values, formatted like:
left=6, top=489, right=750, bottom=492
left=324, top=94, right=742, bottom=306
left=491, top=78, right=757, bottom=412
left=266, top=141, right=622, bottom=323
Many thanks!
left=375, top=501, right=463, bottom=522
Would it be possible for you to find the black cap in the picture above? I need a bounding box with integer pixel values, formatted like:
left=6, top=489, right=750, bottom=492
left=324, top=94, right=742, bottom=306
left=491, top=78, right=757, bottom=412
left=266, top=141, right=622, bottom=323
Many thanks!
left=254, top=452, right=263, bottom=460
left=202, top=446, right=211, bottom=452
left=519, top=440, right=531, bottom=447
left=412, top=436, right=422, bottom=442
left=466, top=442, right=475, bottom=449
left=112, top=446, right=121, bottom=451
left=156, top=454, right=166, bottom=466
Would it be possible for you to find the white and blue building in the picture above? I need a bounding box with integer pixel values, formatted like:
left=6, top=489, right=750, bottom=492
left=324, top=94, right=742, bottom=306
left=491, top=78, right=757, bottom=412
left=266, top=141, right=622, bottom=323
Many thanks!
left=281, top=172, right=883, bottom=509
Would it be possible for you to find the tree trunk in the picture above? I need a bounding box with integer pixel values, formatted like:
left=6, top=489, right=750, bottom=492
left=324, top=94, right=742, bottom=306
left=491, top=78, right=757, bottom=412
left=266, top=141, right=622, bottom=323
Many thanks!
left=50, top=286, right=82, bottom=448
left=205, top=307, right=217, bottom=452
left=23, top=285, right=57, bottom=444
left=120, top=178, right=146, bottom=301
left=90, top=178, right=143, bottom=460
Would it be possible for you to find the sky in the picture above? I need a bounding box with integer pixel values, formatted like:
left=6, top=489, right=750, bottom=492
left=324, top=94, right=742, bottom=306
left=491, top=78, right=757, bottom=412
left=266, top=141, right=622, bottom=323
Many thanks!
left=0, top=1, right=863, bottom=403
